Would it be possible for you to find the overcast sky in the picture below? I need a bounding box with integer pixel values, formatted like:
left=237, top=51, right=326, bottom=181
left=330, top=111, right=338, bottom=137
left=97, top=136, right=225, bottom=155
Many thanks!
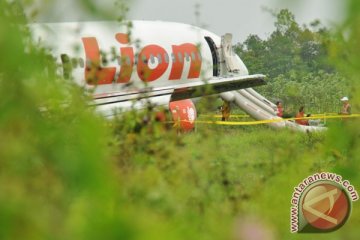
left=36, top=0, right=345, bottom=43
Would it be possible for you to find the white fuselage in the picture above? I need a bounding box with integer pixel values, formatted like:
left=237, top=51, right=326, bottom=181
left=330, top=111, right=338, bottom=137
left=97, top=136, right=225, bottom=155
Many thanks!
left=30, top=21, right=252, bottom=117
left=30, top=21, right=248, bottom=94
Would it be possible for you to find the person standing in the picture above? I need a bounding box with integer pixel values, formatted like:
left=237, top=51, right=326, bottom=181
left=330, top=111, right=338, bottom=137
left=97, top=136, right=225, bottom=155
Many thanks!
left=221, top=101, right=231, bottom=121
left=340, top=96, right=351, bottom=115
left=276, top=101, right=283, bottom=117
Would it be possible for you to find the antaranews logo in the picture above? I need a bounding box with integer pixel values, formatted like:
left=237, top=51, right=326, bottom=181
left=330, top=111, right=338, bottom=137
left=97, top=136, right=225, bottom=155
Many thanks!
left=290, top=172, right=359, bottom=233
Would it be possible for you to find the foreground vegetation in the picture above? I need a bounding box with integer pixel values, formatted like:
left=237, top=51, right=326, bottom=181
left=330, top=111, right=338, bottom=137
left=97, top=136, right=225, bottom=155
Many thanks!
left=111, top=122, right=360, bottom=239
left=0, top=1, right=360, bottom=240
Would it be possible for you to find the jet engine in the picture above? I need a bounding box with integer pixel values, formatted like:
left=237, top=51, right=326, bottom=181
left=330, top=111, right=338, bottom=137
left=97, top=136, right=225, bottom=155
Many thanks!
left=169, top=99, right=197, bottom=132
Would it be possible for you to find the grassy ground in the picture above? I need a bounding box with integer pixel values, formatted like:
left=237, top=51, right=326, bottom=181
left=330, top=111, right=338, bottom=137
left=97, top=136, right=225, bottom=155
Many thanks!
left=111, top=118, right=360, bottom=239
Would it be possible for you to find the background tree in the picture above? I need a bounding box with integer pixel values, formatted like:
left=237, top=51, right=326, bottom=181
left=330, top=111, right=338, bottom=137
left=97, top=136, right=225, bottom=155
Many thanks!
left=235, top=9, right=347, bottom=114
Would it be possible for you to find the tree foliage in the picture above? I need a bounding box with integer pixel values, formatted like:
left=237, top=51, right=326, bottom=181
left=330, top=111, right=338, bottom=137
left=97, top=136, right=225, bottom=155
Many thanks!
left=235, top=9, right=347, bottom=114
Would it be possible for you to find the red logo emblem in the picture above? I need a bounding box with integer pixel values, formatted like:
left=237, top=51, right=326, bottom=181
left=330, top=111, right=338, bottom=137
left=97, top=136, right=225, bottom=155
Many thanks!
left=300, top=182, right=351, bottom=232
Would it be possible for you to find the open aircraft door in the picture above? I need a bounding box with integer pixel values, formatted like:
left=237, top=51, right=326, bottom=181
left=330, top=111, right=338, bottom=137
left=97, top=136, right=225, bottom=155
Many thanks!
left=221, top=33, right=242, bottom=73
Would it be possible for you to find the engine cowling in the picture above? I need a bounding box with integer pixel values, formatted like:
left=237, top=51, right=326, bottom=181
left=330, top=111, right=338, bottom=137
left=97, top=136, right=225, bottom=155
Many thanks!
left=169, top=99, right=197, bottom=132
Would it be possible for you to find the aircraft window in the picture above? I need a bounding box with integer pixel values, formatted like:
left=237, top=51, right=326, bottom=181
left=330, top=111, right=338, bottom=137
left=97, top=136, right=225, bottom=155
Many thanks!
left=177, top=53, right=183, bottom=63
left=157, top=54, right=162, bottom=64
left=171, top=53, right=176, bottom=62
left=100, top=52, right=108, bottom=66
left=71, top=58, right=78, bottom=68
left=184, top=53, right=190, bottom=61
left=61, top=54, right=70, bottom=63
left=164, top=53, right=169, bottom=63
left=134, top=54, right=138, bottom=65
left=150, top=54, right=155, bottom=64
left=60, top=54, right=72, bottom=79
left=110, top=47, right=117, bottom=62
left=142, top=55, right=147, bottom=64
left=85, top=59, right=93, bottom=69
left=126, top=56, right=131, bottom=65
left=191, top=52, right=196, bottom=61
left=78, top=58, right=84, bottom=68
left=117, top=56, right=132, bottom=65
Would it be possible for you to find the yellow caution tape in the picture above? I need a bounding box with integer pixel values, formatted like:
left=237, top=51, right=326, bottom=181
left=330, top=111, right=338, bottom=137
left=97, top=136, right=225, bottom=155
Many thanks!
left=201, top=113, right=340, bottom=118
left=172, top=114, right=360, bottom=126
left=201, top=114, right=250, bottom=118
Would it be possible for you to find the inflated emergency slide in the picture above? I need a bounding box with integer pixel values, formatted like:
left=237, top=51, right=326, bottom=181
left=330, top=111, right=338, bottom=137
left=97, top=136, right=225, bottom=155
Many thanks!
left=219, top=89, right=326, bottom=132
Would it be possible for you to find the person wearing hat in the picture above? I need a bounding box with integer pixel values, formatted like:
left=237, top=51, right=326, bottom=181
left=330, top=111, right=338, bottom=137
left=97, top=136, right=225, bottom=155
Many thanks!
left=340, top=96, right=351, bottom=115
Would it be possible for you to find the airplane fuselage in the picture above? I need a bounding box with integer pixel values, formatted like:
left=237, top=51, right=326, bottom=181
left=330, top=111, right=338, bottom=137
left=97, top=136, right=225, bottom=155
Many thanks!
left=30, top=20, right=261, bottom=127
left=31, top=21, right=244, bottom=94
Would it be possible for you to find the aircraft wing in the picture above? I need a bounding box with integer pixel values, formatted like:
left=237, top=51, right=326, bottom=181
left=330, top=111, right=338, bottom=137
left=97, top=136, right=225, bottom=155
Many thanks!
left=93, top=74, right=266, bottom=107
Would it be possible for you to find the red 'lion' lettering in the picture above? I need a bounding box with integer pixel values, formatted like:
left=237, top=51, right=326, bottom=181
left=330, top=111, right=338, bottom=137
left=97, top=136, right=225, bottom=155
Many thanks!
left=169, top=43, right=201, bottom=80
left=117, top=47, right=134, bottom=83
left=115, top=33, right=134, bottom=83
left=82, top=37, right=116, bottom=85
left=137, top=45, right=169, bottom=82
left=81, top=35, right=203, bottom=85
